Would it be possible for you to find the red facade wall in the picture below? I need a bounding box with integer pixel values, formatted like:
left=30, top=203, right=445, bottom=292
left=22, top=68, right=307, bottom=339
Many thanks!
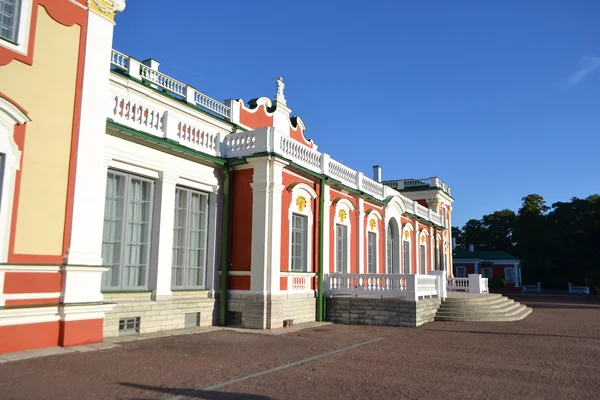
left=229, top=169, right=253, bottom=275
left=239, top=104, right=273, bottom=129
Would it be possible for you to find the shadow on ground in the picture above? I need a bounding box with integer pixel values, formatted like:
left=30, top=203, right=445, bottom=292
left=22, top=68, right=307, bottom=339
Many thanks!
left=121, top=382, right=271, bottom=400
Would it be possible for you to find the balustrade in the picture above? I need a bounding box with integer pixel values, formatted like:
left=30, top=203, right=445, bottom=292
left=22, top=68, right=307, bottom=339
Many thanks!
left=286, top=273, right=315, bottom=292
left=327, top=273, right=442, bottom=301
left=108, top=50, right=446, bottom=228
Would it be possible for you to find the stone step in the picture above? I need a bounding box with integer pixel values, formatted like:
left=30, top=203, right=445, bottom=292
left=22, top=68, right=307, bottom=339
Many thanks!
left=441, top=297, right=513, bottom=309
left=442, top=293, right=504, bottom=304
left=435, top=302, right=525, bottom=318
left=435, top=306, right=532, bottom=322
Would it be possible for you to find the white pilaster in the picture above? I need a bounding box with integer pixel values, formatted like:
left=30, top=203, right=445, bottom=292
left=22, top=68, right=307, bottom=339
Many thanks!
left=206, top=191, right=219, bottom=296
left=322, top=185, right=331, bottom=275
left=414, top=221, right=419, bottom=275
left=150, top=172, right=178, bottom=300
left=249, top=158, right=287, bottom=294
left=357, top=198, right=365, bottom=274
left=64, top=10, right=115, bottom=266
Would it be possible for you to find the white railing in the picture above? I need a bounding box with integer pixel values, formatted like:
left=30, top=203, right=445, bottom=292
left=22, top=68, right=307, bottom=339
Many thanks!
left=568, top=283, right=590, bottom=294
left=522, top=282, right=541, bottom=293
left=447, top=274, right=488, bottom=293
left=382, top=177, right=451, bottom=196
left=108, top=50, right=448, bottom=228
left=110, top=50, right=231, bottom=119
left=286, top=273, right=315, bottom=292
left=110, top=49, right=129, bottom=71
left=448, top=277, right=469, bottom=291
left=327, top=273, right=443, bottom=301
left=109, top=93, right=164, bottom=136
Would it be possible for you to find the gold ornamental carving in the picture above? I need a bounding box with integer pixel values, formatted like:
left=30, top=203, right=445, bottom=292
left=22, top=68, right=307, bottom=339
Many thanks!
left=339, top=209, right=347, bottom=222
left=369, top=219, right=376, bottom=230
left=404, top=230, right=410, bottom=240
left=296, top=196, right=307, bottom=212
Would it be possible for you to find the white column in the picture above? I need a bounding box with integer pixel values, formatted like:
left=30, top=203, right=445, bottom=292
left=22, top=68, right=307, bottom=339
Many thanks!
left=267, top=161, right=286, bottom=294
left=414, top=221, right=419, bottom=274
left=447, top=205, right=453, bottom=276
left=357, top=198, right=365, bottom=274
left=249, top=158, right=287, bottom=294
left=64, top=10, right=115, bottom=266
left=206, top=191, right=220, bottom=296
left=150, top=172, right=178, bottom=300
left=322, top=185, right=331, bottom=274
left=468, top=274, right=483, bottom=293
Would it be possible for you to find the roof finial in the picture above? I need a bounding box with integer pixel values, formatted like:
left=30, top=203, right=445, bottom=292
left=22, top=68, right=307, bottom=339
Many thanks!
left=275, top=76, right=287, bottom=105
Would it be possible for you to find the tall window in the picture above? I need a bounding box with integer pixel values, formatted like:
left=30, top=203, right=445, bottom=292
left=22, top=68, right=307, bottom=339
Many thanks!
left=172, top=187, right=209, bottom=289
left=386, top=225, right=393, bottom=274
left=420, top=244, right=426, bottom=274
left=367, top=232, right=376, bottom=273
left=403, top=239, right=410, bottom=274
left=504, top=268, right=515, bottom=283
left=102, top=171, right=154, bottom=290
left=482, top=267, right=493, bottom=279
left=335, top=223, right=348, bottom=273
left=0, top=0, right=21, bottom=43
left=442, top=207, right=447, bottom=227
left=456, top=266, right=466, bottom=277
left=291, top=213, right=308, bottom=272
left=0, top=152, right=5, bottom=209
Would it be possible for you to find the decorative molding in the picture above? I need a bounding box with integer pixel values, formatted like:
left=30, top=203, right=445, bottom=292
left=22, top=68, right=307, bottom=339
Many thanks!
left=89, top=0, right=126, bottom=20
left=296, top=196, right=307, bottom=212
left=339, top=209, right=347, bottom=222
left=369, top=219, right=376, bottom=230
left=404, top=230, right=410, bottom=240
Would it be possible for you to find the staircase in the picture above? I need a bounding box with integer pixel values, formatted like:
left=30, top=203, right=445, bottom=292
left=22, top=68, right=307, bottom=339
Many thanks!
left=435, top=293, right=532, bottom=322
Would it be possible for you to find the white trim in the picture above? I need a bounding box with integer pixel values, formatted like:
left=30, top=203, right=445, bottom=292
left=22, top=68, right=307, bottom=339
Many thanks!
left=333, top=198, right=353, bottom=273
left=2, top=292, right=60, bottom=300
left=108, top=159, right=160, bottom=179
left=0, top=97, right=26, bottom=264
left=0, top=265, right=60, bottom=272
left=59, top=303, right=116, bottom=321
left=0, top=0, right=32, bottom=56
left=177, top=177, right=217, bottom=193
left=0, top=306, right=60, bottom=327
left=228, top=270, right=251, bottom=276
left=288, top=184, right=315, bottom=273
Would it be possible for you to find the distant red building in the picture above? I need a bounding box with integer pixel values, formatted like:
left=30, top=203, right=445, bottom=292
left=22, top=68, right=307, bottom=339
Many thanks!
left=452, top=246, right=521, bottom=290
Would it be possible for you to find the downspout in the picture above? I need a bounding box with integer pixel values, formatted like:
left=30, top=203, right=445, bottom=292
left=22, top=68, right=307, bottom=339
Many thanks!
left=219, top=166, right=231, bottom=326
left=317, top=177, right=326, bottom=321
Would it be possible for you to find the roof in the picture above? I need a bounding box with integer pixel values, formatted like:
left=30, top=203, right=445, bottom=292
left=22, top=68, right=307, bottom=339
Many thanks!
left=452, top=249, right=519, bottom=261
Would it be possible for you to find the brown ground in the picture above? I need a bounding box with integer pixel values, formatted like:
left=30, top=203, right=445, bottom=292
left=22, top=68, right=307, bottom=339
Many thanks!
left=1, top=294, right=599, bottom=400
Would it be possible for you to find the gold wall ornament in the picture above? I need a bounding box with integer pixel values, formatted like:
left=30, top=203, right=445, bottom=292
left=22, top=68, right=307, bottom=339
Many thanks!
left=339, top=209, right=347, bottom=222
left=427, top=198, right=439, bottom=207
left=369, top=219, right=376, bottom=230
left=404, top=230, right=410, bottom=240
left=420, top=235, right=426, bottom=244
left=296, top=196, right=307, bottom=212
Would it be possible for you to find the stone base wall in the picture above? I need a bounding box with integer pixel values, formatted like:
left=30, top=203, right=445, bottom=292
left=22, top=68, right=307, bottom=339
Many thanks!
left=326, top=297, right=441, bottom=327
left=102, top=291, right=218, bottom=337
left=228, top=291, right=316, bottom=329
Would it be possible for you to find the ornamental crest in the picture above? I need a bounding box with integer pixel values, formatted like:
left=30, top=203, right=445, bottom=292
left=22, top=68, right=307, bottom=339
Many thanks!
left=296, top=196, right=307, bottom=212
left=339, top=209, right=347, bottom=222
left=369, top=219, right=376, bottom=230
left=420, top=235, right=426, bottom=244
left=404, top=230, right=410, bottom=240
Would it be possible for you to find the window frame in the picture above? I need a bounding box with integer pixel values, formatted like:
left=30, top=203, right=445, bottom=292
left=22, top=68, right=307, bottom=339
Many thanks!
left=482, top=267, right=493, bottom=279
left=367, top=231, right=376, bottom=274
left=171, top=186, right=210, bottom=290
left=101, top=170, right=155, bottom=291
left=419, top=243, right=426, bottom=274
left=0, top=0, right=32, bottom=55
left=456, top=266, right=467, bottom=278
left=287, top=183, right=317, bottom=273
left=401, top=224, right=413, bottom=275
left=504, top=267, right=515, bottom=283
left=335, top=223, right=348, bottom=273
left=290, top=213, right=308, bottom=272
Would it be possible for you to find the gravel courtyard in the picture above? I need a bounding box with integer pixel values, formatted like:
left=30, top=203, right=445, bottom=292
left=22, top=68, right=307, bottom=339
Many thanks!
left=1, top=294, right=598, bottom=400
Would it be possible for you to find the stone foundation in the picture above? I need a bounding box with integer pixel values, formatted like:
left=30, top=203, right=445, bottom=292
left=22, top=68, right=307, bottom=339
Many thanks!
left=228, top=291, right=316, bottom=329
left=102, top=291, right=218, bottom=337
left=326, top=297, right=441, bottom=327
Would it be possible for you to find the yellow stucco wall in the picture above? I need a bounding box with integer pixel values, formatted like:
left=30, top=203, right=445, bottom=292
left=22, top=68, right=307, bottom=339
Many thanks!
left=0, top=6, right=80, bottom=256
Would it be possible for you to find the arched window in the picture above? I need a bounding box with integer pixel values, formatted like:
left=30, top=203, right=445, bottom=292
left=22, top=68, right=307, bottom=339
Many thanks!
left=402, top=223, right=413, bottom=274
left=386, top=219, right=400, bottom=274
left=419, top=229, right=429, bottom=274
left=333, top=198, right=354, bottom=273
left=0, top=97, right=27, bottom=263
left=287, top=183, right=318, bottom=273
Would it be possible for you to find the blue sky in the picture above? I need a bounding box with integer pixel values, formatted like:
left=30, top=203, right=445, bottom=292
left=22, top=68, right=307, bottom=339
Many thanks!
left=113, top=0, right=600, bottom=227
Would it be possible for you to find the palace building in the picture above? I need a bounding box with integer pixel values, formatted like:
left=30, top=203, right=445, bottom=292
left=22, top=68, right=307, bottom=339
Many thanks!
left=0, top=0, right=453, bottom=354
